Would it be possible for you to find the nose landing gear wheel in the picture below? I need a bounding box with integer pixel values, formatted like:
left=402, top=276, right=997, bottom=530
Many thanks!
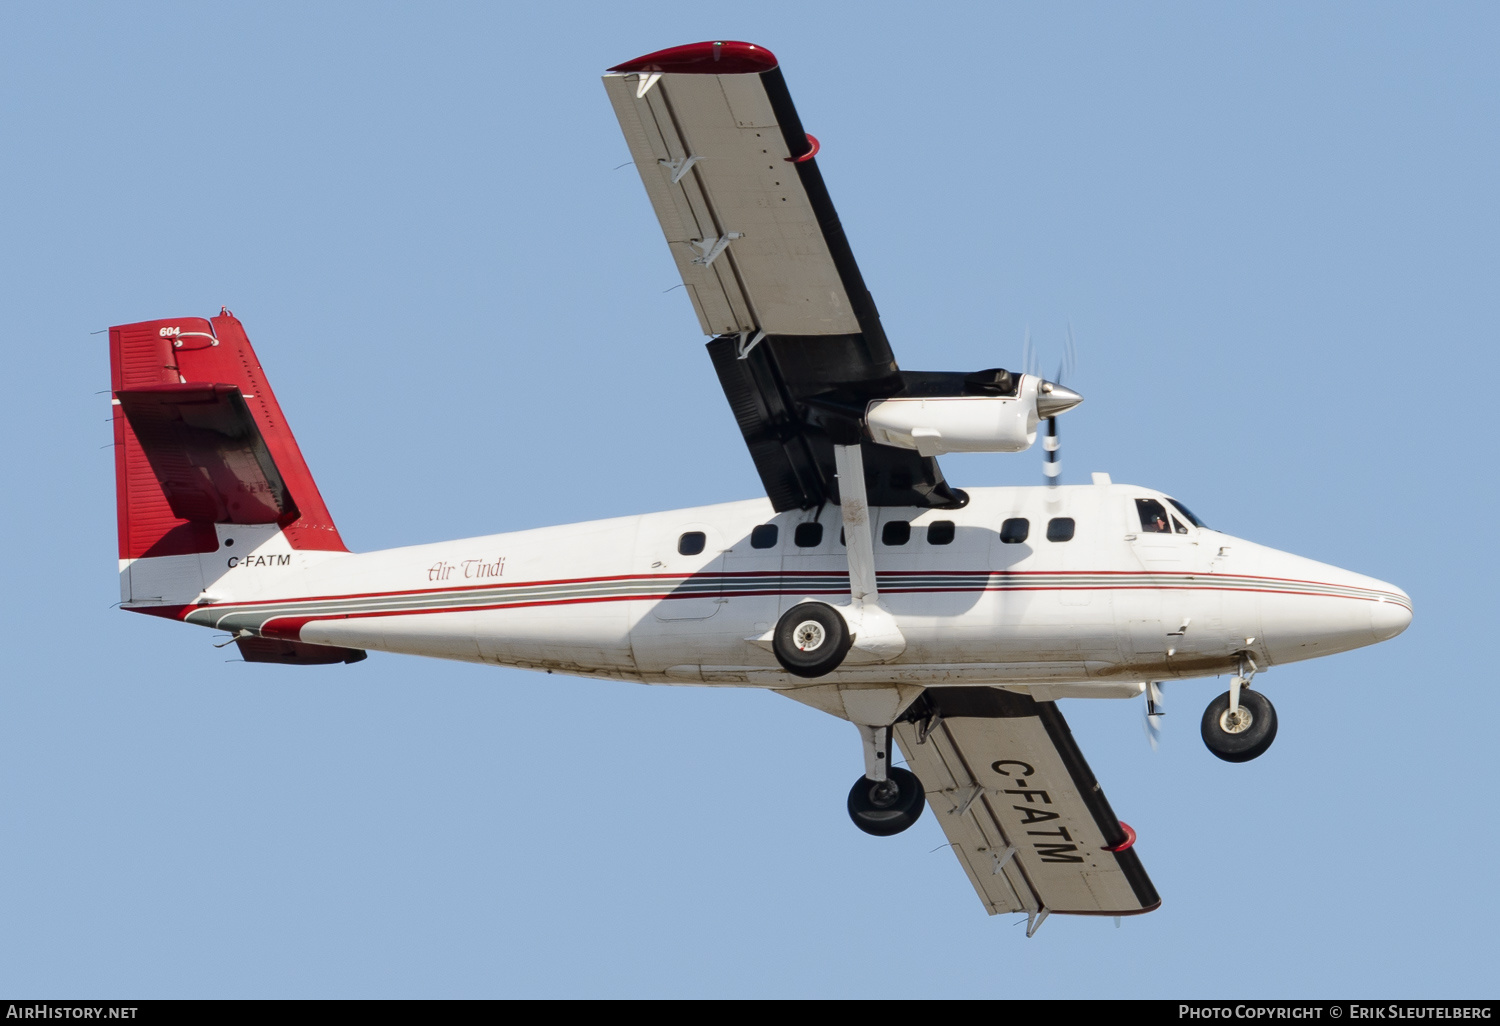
left=772, top=602, right=853, bottom=678
left=847, top=766, right=926, bottom=836
left=1201, top=688, right=1278, bottom=762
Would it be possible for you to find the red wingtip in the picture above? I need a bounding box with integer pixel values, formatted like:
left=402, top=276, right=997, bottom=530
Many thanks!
left=1105, top=821, right=1137, bottom=853
left=608, top=40, right=778, bottom=75
left=785, top=133, right=819, bottom=164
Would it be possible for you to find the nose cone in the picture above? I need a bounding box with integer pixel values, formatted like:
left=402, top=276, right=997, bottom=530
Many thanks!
left=1370, top=586, right=1413, bottom=641
left=1219, top=537, right=1412, bottom=666
left=1036, top=381, right=1083, bottom=417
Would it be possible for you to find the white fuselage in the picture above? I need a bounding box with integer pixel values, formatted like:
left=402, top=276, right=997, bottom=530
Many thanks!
left=133, top=480, right=1410, bottom=697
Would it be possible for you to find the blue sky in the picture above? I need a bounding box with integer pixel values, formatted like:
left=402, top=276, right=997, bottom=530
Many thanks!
left=2, top=1, right=1496, bottom=998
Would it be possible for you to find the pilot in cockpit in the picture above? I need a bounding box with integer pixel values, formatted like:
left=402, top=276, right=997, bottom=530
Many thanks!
left=1136, top=498, right=1175, bottom=534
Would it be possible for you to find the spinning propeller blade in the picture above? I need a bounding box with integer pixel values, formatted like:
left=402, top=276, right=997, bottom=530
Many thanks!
left=1143, top=681, right=1166, bottom=751
left=1044, top=414, right=1061, bottom=487
left=1038, top=323, right=1080, bottom=488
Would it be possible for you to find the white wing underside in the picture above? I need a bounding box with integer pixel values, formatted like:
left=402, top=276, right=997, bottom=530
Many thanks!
left=603, top=71, right=859, bottom=337
left=891, top=689, right=1160, bottom=918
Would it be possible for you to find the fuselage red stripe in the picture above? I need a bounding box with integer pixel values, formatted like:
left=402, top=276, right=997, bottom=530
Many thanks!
left=183, top=569, right=1408, bottom=614
left=218, top=579, right=1408, bottom=636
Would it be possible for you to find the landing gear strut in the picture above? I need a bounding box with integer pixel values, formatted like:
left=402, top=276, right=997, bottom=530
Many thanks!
left=844, top=722, right=925, bottom=835
left=1201, top=658, right=1278, bottom=762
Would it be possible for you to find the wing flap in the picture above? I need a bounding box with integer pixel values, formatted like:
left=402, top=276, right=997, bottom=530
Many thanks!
left=604, top=73, right=750, bottom=335
left=893, top=687, right=1161, bottom=918
left=604, top=56, right=859, bottom=337
left=894, top=714, right=1035, bottom=915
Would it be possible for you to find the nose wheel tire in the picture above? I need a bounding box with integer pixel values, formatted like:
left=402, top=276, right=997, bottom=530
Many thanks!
left=847, top=766, right=926, bottom=836
left=772, top=602, right=853, bottom=678
left=1201, top=688, right=1278, bottom=762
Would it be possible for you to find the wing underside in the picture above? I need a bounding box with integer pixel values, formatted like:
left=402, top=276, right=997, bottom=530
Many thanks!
left=893, top=688, right=1161, bottom=918
left=604, top=42, right=961, bottom=511
left=603, top=46, right=866, bottom=339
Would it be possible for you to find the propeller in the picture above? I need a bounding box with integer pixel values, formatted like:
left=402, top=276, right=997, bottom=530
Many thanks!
left=1040, top=323, right=1079, bottom=488
left=1143, top=680, right=1166, bottom=750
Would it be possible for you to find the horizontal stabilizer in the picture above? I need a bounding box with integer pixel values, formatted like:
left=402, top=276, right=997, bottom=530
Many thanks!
left=117, top=384, right=295, bottom=525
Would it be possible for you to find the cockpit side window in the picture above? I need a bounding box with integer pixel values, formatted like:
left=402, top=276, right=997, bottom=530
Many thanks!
left=1136, top=498, right=1173, bottom=534
left=1167, top=498, right=1208, bottom=529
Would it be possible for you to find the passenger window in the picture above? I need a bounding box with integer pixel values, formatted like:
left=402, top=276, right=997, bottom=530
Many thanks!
left=927, top=520, right=955, bottom=545
left=1047, top=517, right=1075, bottom=542
left=750, top=524, right=778, bottom=549
left=882, top=520, right=911, bottom=546
left=1135, top=499, right=1173, bottom=534
left=999, top=518, right=1030, bottom=544
left=678, top=531, right=706, bottom=556
left=794, top=522, right=823, bottom=547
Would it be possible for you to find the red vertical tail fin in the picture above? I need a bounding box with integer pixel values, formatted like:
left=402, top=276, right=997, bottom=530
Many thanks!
left=110, top=311, right=347, bottom=560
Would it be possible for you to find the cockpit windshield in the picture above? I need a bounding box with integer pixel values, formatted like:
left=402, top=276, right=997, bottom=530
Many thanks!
left=1166, top=498, right=1208, bottom=529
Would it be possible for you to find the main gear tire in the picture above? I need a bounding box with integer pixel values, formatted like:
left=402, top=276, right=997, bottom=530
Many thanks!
left=1201, top=688, right=1278, bottom=762
left=847, top=767, right=926, bottom=836
left=772, top=602, right=853, bottom=678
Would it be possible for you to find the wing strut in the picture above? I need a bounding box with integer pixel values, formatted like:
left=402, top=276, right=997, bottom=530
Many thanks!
left=829, top=442, right=911, bottom=783
left=833, top=443, right=906, bottom=666
left=776, top=444, right=916, bottom=783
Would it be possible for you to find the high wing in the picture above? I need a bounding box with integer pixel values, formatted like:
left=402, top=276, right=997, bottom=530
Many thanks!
left=892, top=688, right=1161, bottom=922
left=603, top=41, right=964, bottom=511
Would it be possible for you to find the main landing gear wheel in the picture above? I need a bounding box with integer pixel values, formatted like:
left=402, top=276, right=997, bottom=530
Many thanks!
left=847, top=766, right=925, bottom=836
left=772, top=602, right=852, bottom=678
left=1201, top=688, right=1278, bottom=762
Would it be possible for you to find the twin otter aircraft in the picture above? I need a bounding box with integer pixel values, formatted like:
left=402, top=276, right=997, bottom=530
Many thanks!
left=110, top=41, right=1410, bottom=932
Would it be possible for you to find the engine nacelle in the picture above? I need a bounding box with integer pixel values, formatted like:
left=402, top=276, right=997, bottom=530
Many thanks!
left=865, top=375, right=1041, bottom=457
